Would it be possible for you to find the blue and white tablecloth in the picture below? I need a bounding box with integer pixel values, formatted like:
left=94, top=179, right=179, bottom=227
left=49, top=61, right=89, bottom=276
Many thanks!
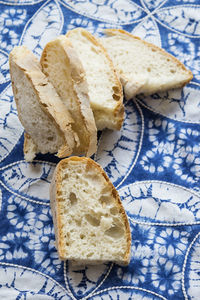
left=0, top=0, right=200, bottom=299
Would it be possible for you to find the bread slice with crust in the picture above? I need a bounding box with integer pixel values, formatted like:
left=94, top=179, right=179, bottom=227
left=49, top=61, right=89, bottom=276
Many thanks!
left=9, top=46, right=79, bottom=161
left=66, top=28, right=124, bottom=131
left=40, top=35, right=97, bottom=157
left=50, top=156, right=131, bottom=265
left=101, top=29, right=193, bottom=100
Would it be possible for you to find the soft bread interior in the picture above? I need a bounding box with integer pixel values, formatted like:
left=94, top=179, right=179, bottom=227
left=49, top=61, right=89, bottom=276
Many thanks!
left=67, top=28, right=124, bottom=130
left=101, top=29, right=193, bottom=99
left=51, top=157, right=131, bottom=265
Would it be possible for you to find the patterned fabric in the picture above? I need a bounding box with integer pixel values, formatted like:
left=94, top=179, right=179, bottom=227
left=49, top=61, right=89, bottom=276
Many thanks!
left=0, top=0, right=199, bottom=299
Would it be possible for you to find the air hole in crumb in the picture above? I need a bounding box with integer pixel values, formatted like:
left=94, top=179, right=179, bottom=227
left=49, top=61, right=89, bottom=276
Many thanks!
left=69, top=192, right=77, bottom=206
left=65, top=232, right=70, bottom=239
left=85, top=214, right=100, bottom=227
left=110, top=207, right=118, bottom=215
left=58, top=197, right=65, bottom=202
left=151, top=48, right=156, bottom=52
left=170, top=69, right=175, bottom=74
left=113, top=94, right=121, bottom=101
left=112, top=86, right=119, bottom=93
left=62, top=174, right=68, bottom=181
left=39, top=83, right=47, bottom=87
left=47, top=136, right=54, bottom=141
left=87, top=252, right=94, bottom=257
left=99, top=195, right=112, bottom=206
left=102, top=186, right=111, bottom=194
left=85, top=174, right=99, bottom=184
left=75, top=219, right=82, bottom=226
left=80, top=234, right=85, bottom=239
left=42, top=103, right=48, bottom=108
left=42, top=63, right=48, bottom=68
left=105, top=225, right=124, bottom=239
left=90, top=45, right=98, bottom=53
left=147, top=67, right=151, bottom=72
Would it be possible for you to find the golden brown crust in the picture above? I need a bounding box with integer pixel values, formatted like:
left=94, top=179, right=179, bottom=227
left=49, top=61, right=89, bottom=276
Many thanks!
left=40, top=36, right=97, bottom=157
left=104, top=28, right=193, bottom=87
left=52, top=156, right=131, bottom=265
left=67, top=28, right=125, bottom=131
left=49, top=164, right=63, bottom=258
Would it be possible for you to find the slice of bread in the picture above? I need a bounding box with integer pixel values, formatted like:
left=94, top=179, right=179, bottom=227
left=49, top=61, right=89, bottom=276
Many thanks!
left=66, top=28, right=124, bottom=131
left=9, top=46, right=79, bottom=161
left=101, top=29, right=193, bottom=100
left=40, top=36, right=97, bottom=157
left=50, top=156, right=131, bottom=265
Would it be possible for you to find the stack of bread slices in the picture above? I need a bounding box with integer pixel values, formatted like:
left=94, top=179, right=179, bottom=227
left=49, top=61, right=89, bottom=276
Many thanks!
left=9, top=27, right=192, bottom=161
left=9, top=28, right=192, bottom=266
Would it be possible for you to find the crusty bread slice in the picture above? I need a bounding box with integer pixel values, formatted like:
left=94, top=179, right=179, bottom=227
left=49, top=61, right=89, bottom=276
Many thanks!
left=66, top=28, right=124, bottom=131
left=101, top=29, right=193, bottom=100
left=40, top=35, right=97, bottom=157
left=9, top=46, right=79, bottom=161
left=50, top=156, right=131, bottom=265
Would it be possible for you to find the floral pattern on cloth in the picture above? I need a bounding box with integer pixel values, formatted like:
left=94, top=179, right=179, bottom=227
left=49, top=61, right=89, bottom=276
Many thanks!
left=0, top=0, right=199, bottom=299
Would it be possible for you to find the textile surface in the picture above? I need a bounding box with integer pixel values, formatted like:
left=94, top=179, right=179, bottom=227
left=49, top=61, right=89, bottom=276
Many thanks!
left=0, top=0, right=200, bottom=299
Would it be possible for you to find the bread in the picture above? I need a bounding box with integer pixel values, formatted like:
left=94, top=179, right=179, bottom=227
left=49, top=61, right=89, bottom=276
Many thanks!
left=50, top=156, right=131, bottom=265
left=23, top=132, right=38, bottom=162
left=101, top=29, right=193, bottom=100
left=66, top=28, right=124, bottom=131
left=40, top=35, right=97, bottom=157
left=9, top=46, right=79, bottom=161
